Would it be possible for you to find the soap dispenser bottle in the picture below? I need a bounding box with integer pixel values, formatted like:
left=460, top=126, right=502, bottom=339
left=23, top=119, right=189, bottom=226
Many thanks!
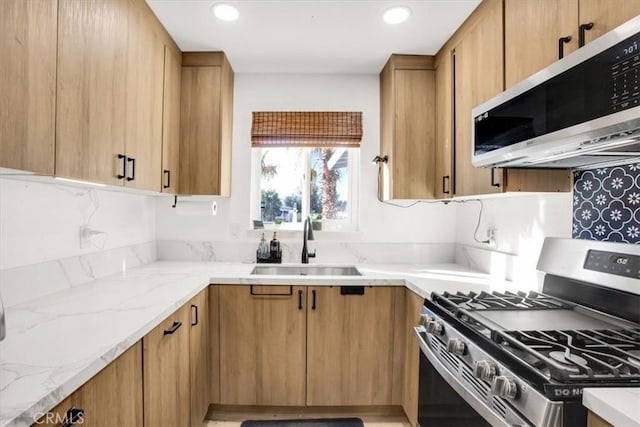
left=270, top=232, right=280, bottom=258
left=258, top=233, right=269, bottom=260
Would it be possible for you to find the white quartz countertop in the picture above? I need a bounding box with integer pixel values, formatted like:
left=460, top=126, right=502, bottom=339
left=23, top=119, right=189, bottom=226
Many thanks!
left=0, top=260, right=626, bottom=427
left=583, top=387, right=640, bottom=427
left=1, top=260, right=501, bottom=427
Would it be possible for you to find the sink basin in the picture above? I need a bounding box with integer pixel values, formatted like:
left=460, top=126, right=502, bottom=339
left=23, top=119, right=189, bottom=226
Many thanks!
left=250, top=265, right=362, bottom=276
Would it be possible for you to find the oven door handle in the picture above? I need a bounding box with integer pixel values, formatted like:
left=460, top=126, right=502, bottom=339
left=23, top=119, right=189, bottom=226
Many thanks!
left=413, top=327, right=529, bottom=427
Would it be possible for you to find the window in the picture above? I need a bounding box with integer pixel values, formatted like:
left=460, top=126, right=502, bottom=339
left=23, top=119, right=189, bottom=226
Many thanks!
left=250, top=111, right=362, bottom=231
left=254, top=147, right=358, bottom=231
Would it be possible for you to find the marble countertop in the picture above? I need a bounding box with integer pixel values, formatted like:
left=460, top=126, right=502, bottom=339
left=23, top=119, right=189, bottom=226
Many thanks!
left=0, top=260, right=628, bottom=427
left=582, top=387, right=640, bottom=427
left=0, top=260, right=502, bottom=427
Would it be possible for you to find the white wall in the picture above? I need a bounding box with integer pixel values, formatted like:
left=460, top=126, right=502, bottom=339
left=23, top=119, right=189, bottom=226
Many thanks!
left=455, top=193, right=573, bottom=288
left=156, top=73, right=457, bottom=247
left=0, top=178, right=155, bottom=270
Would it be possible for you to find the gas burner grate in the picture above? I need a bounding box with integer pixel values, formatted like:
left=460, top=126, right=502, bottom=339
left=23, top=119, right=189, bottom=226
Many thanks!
left=433, top=290, right=572, bottom=312
left=497, top=328, right=640, bottom=382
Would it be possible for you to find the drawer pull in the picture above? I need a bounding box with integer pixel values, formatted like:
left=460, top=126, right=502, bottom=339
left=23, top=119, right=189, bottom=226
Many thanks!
left=61, top=407, right=84, bottom=427
left=163, top=320, right=182, bottom=335
left=191, top=304, right=198, bottom=327
left=250, top=285, right=293, bottom=296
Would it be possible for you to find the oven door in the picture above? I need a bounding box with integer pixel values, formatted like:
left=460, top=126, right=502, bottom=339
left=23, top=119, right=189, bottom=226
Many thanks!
left=414, top=326, right=530, bottom=427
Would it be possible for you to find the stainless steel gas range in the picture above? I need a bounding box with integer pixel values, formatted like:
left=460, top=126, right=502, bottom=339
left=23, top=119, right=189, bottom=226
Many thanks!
left=414, top=237, right=640, bottom=427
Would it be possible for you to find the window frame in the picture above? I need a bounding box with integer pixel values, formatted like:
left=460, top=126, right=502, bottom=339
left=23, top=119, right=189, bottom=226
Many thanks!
left=250, top=147, right=359, bottom=232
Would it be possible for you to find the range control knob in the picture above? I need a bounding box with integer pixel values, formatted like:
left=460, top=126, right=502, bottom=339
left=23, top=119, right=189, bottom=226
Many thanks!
left=419, top=314, right=432, bottom=327
left=491, top=376, right=519, bottom=400
left=473, top=360, right=498, bottom=382
left=446, top=338, right=466, bottom=355
left=426, top=320, right=445, bottom=336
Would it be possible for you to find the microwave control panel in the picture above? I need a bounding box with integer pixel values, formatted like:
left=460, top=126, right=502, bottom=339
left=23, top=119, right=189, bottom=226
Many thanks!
left=612, top=37, right=640, bottom=112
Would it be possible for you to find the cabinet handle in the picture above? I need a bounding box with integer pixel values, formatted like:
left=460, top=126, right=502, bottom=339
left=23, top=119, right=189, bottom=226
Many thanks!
left=579, top=22, right=594, bottom=47
left=250, top=285, right=293, bottom=296
left=191, top=304, right=198, bottom=326
left=311, top=290, right=316, bottom=310
left=442, top=175, right=450, bottom=194
left=117, top=154, right=126, bottom=179
left=163, top=320, right=182, bottom=335
left=491, top=168, right=501, bottom=188
left=558, top=36, right=571, bottom=59
left=61, top=407, right=84, bottom=427
left=298, top=290, right=303, bottom=310
left=126, top=157, right=136, bottom=181
left=163, top=170, right=171, bottom=189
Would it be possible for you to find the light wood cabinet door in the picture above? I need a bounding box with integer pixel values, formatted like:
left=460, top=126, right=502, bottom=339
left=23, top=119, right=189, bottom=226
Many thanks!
left=143, top=303, right=191, bottom=427
left=587, top=411, right=614, bottom=427
left=1, top=0, right=57, bottom=175
left=579, top=0, right=640, bottom=44
left=56, top=0, right=128, bottom=186
left=180, top=53, right=234, bottom=196
left=379, top=56, right=436, bottom=200
left=161, top=44, right=182, bottom=194
left=124, top=0, right=164, bottom=192
left=401, top=290, right=424, bottom=427
left=219, top=285, right=307, bottom=405
left=34, top=342, right=143, bottom=427
left=453, top=0, right=505, bottom=197
left=189, top=288, right=210, bottom=427
left=434, top=52, right=454, bottom=199
left=306, top=286, right=397, bottom=405
left=504, top=0, right=579, bottom=88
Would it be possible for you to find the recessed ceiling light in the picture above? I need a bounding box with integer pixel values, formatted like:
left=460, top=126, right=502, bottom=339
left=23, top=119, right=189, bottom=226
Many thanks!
left=383, top=6, right=411, bottom=24
left=212, top=3, right=239, bottom=22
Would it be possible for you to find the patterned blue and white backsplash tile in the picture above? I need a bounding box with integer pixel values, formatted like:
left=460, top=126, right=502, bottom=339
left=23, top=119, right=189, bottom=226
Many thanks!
left=573, top=163, right=640, bottom=244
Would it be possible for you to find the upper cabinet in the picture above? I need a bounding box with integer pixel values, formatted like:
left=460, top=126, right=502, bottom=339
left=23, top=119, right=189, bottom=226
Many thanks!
left=433, top=0, right=573, bottom=198
left=579, top=0, right=640, bottom=44
left=161, top=44, right=182, bottom=194
left=434, top=52, right=454, bottom=199
left=56, top=0, right=167, bottom=191
left=452, top=0, right=505, bottom=197
left=0, top=0, right=57, bottom=175
left=56, top=0, right=129, bottom=186
left=379, top=55, right=436, bottom=200
left=180, top=53, right=234, bottom=196
left=123, top=0, right=165, bottom=192
left=505, top=0, right=640, bottom=88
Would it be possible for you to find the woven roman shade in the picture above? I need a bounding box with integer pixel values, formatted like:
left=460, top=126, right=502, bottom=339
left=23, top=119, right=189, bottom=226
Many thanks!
left=251, top=112, right=362, bottom=147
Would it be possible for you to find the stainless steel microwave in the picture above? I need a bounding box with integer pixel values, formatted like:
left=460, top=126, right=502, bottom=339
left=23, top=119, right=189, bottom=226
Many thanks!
left=472, top=15, right=640, bottom=170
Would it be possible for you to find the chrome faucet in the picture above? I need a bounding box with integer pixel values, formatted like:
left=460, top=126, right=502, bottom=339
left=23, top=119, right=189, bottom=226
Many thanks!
left=301, top=217, right=316, bottom=263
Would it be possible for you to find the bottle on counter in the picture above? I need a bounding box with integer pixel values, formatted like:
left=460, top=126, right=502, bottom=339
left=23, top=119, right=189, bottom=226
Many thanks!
left=270, top=232, right=280, bottom=258
left=258, top=233, right=269, bottom=260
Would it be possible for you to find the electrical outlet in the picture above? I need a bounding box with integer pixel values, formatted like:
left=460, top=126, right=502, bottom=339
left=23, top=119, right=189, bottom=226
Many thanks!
left=487, top=228, right=497, bottom=246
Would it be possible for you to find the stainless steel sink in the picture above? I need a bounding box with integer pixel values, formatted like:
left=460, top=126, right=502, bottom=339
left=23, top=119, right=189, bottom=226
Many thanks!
left=250, top=265, right=362, bottom=276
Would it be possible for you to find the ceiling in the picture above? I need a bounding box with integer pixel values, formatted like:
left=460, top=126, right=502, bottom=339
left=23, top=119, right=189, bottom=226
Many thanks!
left=146, top=0, right=480, bottom=74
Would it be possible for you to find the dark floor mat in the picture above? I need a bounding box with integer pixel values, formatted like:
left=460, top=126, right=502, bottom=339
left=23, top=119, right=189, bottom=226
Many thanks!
left=240, top=418, right=364, bottom=427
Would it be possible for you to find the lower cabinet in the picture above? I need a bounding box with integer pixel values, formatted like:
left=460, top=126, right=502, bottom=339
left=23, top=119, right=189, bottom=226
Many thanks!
left=219, top=285, right=307, bottom=405
left=190, top=288, right=211, bottom=427
left=587, top=411, right=614, bottom=427
left=218, top=285, right=403, bottom=407
left=34, top=342, right=143, bottom=427
left=306, top=286, right=399, bottom=405
left=143, top=302, right=191, bottom=427
left=401, top=290, right=424, bottom=427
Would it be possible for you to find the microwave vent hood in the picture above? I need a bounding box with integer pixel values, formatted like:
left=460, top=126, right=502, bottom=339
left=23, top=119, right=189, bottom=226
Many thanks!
left=472, top=15, right=640, bottom=170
